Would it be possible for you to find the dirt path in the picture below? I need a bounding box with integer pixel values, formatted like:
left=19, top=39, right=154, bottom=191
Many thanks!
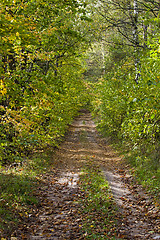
left=28, top=110, right=160, bottom=239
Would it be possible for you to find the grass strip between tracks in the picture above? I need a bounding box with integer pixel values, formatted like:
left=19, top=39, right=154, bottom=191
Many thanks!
left=80, top=162, right=122, bottom=240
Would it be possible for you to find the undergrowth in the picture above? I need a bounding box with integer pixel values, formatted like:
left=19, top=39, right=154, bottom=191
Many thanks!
left=124, top=150, right=160, bottom=202
left=107, top=138, right=160, bottom=203
left=0, top=149, right=54, bottom=238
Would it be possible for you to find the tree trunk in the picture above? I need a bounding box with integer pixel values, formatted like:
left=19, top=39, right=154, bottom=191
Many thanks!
left=133, top=0, right=140, bottom=84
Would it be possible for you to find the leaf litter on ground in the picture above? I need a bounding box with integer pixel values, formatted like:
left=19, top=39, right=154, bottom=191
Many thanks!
left=0, top=110, right=159, bottom=239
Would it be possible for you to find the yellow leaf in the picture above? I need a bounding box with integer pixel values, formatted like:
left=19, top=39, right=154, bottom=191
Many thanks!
left=0, top=80, right=7, bottom=95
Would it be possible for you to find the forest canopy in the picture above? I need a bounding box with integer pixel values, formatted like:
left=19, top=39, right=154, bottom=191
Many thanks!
left=0, top=0, right=91, bottom=164
left=86, top=0, right=160, bottom=171
left=0, top=0, right=160, bottom=169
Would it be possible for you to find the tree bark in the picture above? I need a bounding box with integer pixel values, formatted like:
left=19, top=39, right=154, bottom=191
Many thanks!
left=133, top=0, right=140, bottom=84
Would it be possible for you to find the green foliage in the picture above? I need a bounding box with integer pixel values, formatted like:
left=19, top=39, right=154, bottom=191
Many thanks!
left=0, top=67, right=90, bottom=164
left=126, top=153, right=160, bottom=200
left=0, top=0, right=91, bottom=165
left=92, top=50, right=160, bottom=149
left=91, top=47, right=160, bottom=196
left=85, top=0, right=160, bottom=201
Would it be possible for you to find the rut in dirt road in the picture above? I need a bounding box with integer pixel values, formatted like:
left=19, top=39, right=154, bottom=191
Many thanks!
left=29, top=110, right=160, bottom=240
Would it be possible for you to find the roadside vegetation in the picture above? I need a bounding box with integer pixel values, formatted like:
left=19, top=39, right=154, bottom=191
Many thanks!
left=84, top=0, right=160, bottom=202
left=0, top=149, right=54, bottom=237
left=90, top=56, right=160, bottom=201
left=1, top=0, right=91, bottom=167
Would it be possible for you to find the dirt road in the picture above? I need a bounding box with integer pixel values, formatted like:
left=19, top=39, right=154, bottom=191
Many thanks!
left=28, top=110, right=160, bottom=239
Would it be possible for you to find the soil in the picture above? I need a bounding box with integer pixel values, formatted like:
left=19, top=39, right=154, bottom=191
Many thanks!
left=22, top=110, right=160, bottom=239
